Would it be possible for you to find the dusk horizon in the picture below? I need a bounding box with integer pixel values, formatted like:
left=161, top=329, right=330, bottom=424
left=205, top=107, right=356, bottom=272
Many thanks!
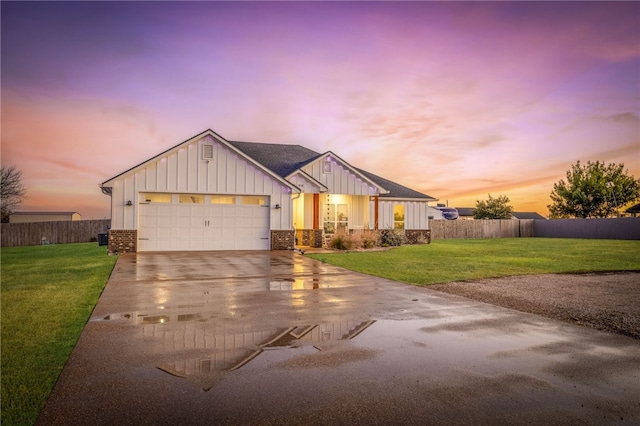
left=2, top=1, right=638, bottom=219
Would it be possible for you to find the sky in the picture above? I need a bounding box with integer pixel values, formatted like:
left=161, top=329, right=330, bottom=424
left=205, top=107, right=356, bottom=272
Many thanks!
left=2, top=1, right=639, bottom=219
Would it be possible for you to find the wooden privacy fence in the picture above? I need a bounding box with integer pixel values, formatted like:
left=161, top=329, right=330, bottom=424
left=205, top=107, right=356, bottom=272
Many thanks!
left=1, top=219, right=111, bottom=247
left=430, top=219, right=534, bottom=240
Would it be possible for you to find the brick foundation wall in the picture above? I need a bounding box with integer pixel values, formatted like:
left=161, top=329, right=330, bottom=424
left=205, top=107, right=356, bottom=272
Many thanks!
left=405, top=229, right=431, bottom=245
left=295, top=229, right=323, bottom=248
left=271, top=230, right=295, bottom=250
left=108, top=229, right=138, bottom=253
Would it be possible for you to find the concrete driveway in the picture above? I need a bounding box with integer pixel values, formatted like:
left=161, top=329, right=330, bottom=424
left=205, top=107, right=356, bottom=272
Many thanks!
left=38, top=251, right=640, bottom=425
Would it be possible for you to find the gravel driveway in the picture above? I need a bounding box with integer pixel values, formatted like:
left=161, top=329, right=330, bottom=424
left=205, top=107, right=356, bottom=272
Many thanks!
left=430, top=272, right=640, bottom=340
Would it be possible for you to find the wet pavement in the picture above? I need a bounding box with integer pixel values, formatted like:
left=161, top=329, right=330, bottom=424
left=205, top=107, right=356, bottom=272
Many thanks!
left=38, top=251, right=640, bottom=425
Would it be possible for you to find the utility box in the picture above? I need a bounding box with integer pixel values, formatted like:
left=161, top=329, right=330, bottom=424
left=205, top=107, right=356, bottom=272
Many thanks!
left=98, top=233, right=108, bottom=246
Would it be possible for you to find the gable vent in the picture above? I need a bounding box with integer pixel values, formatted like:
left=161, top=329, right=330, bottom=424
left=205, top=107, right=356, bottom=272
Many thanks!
left=202, top=144, right=214, bottom=160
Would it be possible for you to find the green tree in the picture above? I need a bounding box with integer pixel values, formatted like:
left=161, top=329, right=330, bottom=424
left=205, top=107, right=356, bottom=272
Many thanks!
left=548, top=161, right=640, bottom=218
left=1, top=165, right=27, bottom=223
left=474, top=194, right=514, bottom=219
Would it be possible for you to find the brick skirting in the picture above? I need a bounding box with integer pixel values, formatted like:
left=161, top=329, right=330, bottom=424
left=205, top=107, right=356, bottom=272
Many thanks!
left=271, top=230, right=295, bottom=250
left=405, top=229, right=431, bottom=245
left=108, top=229, right=137, bottom=253
left=295, top=229, right=323, bottom=248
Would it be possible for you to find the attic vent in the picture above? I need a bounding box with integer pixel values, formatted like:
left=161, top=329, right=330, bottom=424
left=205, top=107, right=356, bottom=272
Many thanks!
left=322, top=159, right=332, bottom=174
left=202, top=144, right=214, bottom=160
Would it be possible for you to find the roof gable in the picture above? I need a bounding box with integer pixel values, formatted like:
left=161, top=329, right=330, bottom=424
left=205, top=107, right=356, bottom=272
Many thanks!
left=101, top=130, right=298, bottom=191
left=300, top=152, right=389, bottom=195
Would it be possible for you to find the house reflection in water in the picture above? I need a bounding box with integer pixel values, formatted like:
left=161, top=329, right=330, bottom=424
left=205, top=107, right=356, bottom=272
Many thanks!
left=101, top=310, right=375, bottom=390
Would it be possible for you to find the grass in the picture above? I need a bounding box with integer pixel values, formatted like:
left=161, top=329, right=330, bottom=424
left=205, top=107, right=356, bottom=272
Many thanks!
left=1, top=243, right=117, bottom=426
left=308, top=238, right=640, bottom=285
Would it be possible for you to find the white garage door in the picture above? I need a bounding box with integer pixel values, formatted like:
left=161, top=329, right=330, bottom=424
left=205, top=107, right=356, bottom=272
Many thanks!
left=138, top=195, right=270, bottom=251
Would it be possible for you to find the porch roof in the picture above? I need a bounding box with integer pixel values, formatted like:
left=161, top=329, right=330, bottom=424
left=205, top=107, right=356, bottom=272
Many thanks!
left=356, top=168, right=437, bottom=201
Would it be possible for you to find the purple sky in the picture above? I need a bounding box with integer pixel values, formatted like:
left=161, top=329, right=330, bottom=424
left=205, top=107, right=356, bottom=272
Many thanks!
left=2, top=1, right=638, bottom=218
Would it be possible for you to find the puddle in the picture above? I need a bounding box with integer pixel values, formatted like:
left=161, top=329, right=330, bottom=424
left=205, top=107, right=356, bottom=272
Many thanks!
left=152, top=319, right=377, bottom=390
left=269, top=277, right=324, bottom=290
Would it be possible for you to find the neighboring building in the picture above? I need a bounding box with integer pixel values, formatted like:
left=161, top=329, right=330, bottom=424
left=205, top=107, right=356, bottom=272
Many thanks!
left=626, top=203, right=640, bottom=218
left=455, top=207, right=476, bottom=220
left=100, top=129, right=437, bottom=253
left=450, top=209, right=546, bottom=220
left=9, top=211, right=81, bottom=223
left=511, top=212, right=546, bottom=220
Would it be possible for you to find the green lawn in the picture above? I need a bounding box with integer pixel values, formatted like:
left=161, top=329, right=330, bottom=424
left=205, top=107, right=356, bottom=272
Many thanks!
left=1, top=243, right=117, bottom=426
left=308, top=238, right=640, bottom=285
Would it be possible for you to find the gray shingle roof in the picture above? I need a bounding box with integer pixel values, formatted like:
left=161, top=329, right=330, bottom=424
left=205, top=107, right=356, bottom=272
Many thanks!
left=228, top=140, right=435, bottom=200
left=455, top=207, right=476, bottom=217
left=626, top=203, right=640, bottom=213
left=512, top=212, right=546, bottom=220
left=228, top=141, right=322, bottom=177
left=355, top=168, right=436, bottom=200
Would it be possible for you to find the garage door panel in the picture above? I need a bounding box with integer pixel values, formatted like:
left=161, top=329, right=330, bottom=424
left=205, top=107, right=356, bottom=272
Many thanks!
left=222, top=217, right=236, bottom=227
left=139, top=196, right=270, bottom=251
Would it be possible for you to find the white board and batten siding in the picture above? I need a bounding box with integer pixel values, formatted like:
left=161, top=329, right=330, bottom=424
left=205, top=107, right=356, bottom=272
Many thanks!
left=301, top=157, right=379, bottom=197
left=106, top=134, right=295, bottom=251
left=375, top=200, right=430, bottom=230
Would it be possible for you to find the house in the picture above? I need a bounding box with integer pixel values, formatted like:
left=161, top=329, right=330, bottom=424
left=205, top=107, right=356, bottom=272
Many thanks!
left=511, top=212, right=546, bottom=220
left=100, top=129, right=437, bottom=253
left=9, top=211, right=81, bottom=223
left=626, top=203, right=640, bottom=218
left=449, top=209, right=546, bottom=220
left=455, top=207, right=476, bottom=220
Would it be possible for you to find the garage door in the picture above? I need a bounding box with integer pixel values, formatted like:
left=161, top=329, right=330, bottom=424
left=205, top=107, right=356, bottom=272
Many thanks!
left=138, top=195, right=270, bottom=251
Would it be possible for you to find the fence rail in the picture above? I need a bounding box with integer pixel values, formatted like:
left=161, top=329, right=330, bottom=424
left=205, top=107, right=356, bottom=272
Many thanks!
left=1, top=220, right=111, bottom=247
left=430, top=219, right=534, bottom=239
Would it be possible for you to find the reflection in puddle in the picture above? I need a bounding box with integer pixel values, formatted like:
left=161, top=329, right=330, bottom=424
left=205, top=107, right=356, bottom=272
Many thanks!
left=152, top=319, right=376, bottom=390
left=269, top=277, right=321, bottom=290
left=94, top=310, right=588, bottom=394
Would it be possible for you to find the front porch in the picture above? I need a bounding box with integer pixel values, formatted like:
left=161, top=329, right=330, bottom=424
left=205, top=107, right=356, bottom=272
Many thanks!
left=292, top=193, right=431, bottom=248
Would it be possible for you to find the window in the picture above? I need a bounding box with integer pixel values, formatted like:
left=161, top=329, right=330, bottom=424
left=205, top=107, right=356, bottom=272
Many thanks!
left=324, top=202, right=348, bottom=233
left=210, top=195, right=235, bottom=204
left=143, top=193, right=171, bottom=203
left=179, top=194, right=204, bottom=204
left=393, top=205, right=405, bottom=230
left=241, top=196, right=266, bottom=205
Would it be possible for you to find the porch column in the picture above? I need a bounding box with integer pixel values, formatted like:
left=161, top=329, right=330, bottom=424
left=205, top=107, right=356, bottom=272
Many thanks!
left=374, top=196, right=379, bottom=230
left=313, top=193, right=320, bottom=229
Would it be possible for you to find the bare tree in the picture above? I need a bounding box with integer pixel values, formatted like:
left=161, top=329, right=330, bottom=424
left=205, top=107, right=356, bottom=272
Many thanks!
left=1, top=166, right=27, bottom=222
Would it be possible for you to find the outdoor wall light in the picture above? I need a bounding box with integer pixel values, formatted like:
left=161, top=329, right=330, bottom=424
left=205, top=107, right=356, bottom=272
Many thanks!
left=126, top=200, right=133, bottom=206
left=274, top=204, right=281, bottom=209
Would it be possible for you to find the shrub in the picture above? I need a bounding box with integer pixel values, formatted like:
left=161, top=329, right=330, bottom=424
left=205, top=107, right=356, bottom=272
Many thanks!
left=328, top=231, right=356, bottom=250
left=380, top=229, right=406, bottom=247
left=360, top=229, right=381, bottom=248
